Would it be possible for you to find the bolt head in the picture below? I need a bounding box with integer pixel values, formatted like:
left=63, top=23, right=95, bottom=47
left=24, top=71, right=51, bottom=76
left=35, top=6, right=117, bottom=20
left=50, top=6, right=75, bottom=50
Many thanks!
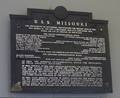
left=100, top=28, right=103, bottom=31
left=17, top=23, right=21, bottom=28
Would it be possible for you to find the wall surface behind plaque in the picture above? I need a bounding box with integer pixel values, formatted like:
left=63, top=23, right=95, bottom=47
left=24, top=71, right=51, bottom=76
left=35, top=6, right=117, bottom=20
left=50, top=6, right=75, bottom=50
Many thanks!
left=0, top=0, right=120, bottom=98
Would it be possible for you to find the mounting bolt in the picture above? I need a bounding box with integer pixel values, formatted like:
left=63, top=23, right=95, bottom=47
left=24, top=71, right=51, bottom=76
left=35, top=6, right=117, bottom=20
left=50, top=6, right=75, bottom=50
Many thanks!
left=100, top=28, right=103, bottom=31
left=105, top=83, right=109, bottom=87
left=17, top=23, right=21, bottom=28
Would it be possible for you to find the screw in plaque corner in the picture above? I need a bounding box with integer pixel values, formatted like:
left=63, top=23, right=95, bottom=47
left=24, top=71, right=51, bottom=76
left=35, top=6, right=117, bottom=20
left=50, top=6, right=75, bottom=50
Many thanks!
left=17, top=23, right=22, bottom=28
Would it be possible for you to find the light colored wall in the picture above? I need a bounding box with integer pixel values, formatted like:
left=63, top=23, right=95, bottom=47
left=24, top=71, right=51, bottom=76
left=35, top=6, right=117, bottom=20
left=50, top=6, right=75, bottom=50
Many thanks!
left=0, top=0, right=120, bottom=98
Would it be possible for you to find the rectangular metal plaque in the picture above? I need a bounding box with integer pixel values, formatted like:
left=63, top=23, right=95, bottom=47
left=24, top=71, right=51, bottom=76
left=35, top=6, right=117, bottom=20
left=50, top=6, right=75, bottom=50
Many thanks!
left=10, top=6, right=112, bottom=93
